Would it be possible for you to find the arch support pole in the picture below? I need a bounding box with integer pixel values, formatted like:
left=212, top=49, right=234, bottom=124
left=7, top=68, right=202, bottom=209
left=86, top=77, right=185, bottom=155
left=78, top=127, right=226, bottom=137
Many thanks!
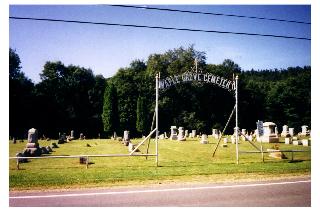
left=156, top=73, right=159, bottom=167
left=235, top=75, right=239, bottom=164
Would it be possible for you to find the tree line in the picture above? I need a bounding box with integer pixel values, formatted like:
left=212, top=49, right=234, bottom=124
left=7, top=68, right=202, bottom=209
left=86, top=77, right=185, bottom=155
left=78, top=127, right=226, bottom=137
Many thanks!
left=9, top=46, right=310, bottom=139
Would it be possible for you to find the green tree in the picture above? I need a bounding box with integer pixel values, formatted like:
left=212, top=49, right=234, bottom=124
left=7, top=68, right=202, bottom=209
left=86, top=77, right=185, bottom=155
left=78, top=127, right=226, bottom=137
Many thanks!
left=136, top=96, right=148, bottom=135
left=36, top=61, right=97, bottom=137
left=102, top=83, right=120, bottom=136
left=9, top=48, right=35, bottom=138
left=111, top=60, right=147, bottom=135
left=9, top=45, right=311, bottom=138
left=87, top=75, right=107, bottom=135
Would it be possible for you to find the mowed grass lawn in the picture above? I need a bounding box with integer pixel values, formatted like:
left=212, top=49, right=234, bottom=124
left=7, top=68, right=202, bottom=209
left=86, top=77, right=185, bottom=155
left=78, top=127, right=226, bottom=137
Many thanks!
left=9, top=137, right=311, bottom=191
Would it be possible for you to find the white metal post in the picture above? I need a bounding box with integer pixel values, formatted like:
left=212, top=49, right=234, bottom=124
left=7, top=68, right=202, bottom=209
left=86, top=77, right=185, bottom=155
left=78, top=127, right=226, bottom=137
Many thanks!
left=235, top=75, right=239, bottom=164
left=156, top=73, right=159, bottom=167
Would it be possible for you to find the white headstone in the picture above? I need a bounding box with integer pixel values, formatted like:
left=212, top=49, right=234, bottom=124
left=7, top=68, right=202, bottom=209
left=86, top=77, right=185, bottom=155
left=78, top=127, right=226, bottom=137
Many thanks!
left=164, top=132, right=168, bottom=139
left=258, top=122, right=279, bottom=143
left=128, top=142, right=139, bottom=152
left=184, top=130, right=189, bottom=138
left=281, top=125, right=289, bottom=137
left=212, top=129, right=219, bottom=138
left=223, top=138, right=228, bottom=144
left=302, top=139, right=311, bottom=146
left=200, top=134, right=208, bottom=144
left=293, top=140, right=302, bottom=145
left=170, top=126, right=178, bottom=140
left=289, top=128, right=294, bottom=137
left=191, top=130, right=196, bottom=138
left=123, top=130, right=130, bottom=141
left=178, top=127, right=186, bottom=141
left=301, top=125, right=310, bottom=136
left=285, top=137, right=292, bottom=144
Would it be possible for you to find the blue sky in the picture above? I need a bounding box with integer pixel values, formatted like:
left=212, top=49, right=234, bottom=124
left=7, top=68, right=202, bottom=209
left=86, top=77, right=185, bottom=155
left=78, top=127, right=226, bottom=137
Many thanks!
left=9, top=4, right=311, bottom=83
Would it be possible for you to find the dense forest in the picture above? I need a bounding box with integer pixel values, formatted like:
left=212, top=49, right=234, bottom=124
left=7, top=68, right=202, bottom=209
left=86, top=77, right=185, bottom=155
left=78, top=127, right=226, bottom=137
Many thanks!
left=9, top=46, right=311, bottom=139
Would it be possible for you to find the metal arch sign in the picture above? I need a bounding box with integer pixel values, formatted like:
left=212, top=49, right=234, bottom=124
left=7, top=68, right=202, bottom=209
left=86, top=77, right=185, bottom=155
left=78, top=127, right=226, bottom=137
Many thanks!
left=159, top=71, right=236, bottom=92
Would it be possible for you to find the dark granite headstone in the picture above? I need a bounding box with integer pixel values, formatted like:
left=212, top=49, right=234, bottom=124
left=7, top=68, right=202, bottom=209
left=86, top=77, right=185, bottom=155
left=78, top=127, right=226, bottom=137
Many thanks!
left=27, top=128, right=38, bottom=143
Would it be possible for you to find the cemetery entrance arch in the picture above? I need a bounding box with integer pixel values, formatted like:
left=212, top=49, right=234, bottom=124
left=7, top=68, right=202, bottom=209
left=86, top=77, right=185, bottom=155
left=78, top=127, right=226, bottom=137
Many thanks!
left=153, top=67, right=240, bottom=165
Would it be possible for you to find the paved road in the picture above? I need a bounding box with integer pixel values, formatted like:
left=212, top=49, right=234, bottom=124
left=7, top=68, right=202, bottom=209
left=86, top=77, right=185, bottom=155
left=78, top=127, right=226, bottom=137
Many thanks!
left=10, top=178, right=311, bottom=207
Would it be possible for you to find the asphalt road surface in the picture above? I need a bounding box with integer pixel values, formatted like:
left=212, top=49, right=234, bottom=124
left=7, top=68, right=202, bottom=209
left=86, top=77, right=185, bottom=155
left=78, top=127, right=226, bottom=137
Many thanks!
left=9, top=177, right=311, bottom=207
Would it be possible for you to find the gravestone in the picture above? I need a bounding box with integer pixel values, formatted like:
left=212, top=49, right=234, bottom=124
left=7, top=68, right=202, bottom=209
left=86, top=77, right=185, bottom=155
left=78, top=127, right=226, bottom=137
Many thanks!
left=212, top=129, right=219, bottom=139
left=257, top=122, right=279, bottom=143
left=191, top=130, right=196, bottom=138
left=254, top=129, right=259, bottom=139
left=67, top=130, right=74, bottom=141
left=301, top=125, right=310, bottom=136
left=24, top=128, right=42, bottom=156
left=170, top=126, right=178, bottom=140
left=184, top=130, right=189, bottom=138
left=112, top=132, right=118, bottom=140
left=164, top=132, right=168, bottom=139
left=302, top=139, right=311, bottom=147
left=52, top=142, right=59, bottom=148
left=285, top=137, right=292, bottom=144
left=178, top=127, right=186, bottom=141
left=26, top=143, right=39, bottom=148
left=267, top=149, right=287, bottom=159
left=123, top=130, right=131, bottom=146
left=58, top=134, right=66, bottom=144
left=41, top=147, right=50, bottom=154
left=79, top=133, right=85, bottom=140
left=281, top=125, right=289, bottom=137
left=26, top=128, right=39, bottom=148
left=241, top=129, right=247, bottom=141
left=70, top=130, right=75, bottom=140
left=200, top=134, right=208, bottom=144
left=13, top=137, right=16, bottom=144
left=128, top=142, right=134, bottom=152
left=289, top=128, right=294, bottom=137
left=128, top=142, right=140, bottom=152
left=46, top=146, right=53, bottom=152
left=123, top=130, right=130, bottom=141
left=223, top=137, right=228, bottom=144
left=28, top=128, right=38, bottom=143
left=23, top=147, right=42, bottom=157
left=79, top=156, right=87, bottom=164
left=275, top=127, right=278, bottom=136
left=159, top=134, right=164, bottom=140
left=293, top=140, right=302, bottom=145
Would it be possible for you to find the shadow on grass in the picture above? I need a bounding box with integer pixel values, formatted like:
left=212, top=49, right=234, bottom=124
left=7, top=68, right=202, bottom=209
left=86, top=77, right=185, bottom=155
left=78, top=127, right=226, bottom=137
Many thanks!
left=288, top=160, right=304, bottom=163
